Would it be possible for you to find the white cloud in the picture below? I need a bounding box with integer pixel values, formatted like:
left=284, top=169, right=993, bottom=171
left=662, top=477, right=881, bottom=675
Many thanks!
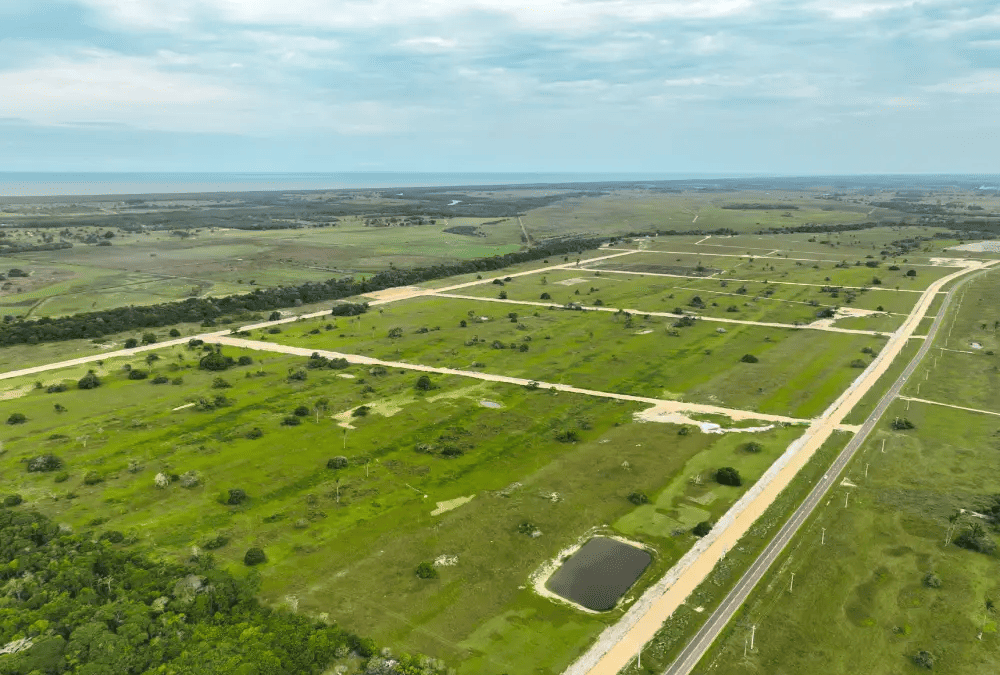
left=396, top=36, right=459, bottom=52
left=925, top=70, right=1000, bottom=94
left=808, top=1, right=918, bottom=20
left=78, top=0, right=758, bottom=33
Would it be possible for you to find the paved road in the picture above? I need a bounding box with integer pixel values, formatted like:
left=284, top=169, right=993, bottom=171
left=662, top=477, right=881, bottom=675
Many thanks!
left=661, top=264, right=995, bottom=675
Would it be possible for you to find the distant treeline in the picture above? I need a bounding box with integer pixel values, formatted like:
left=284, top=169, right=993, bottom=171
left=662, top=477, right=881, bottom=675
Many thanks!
left=721, top=204, right=800, bottom=210
left=0, top=237, right=605, bottom=346
left=0, top=241, right=73, bottom=255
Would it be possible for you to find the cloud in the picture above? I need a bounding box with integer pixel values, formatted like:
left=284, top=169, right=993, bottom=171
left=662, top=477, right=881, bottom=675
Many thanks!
left=807, top=1, right=918, bottom=20
left=925, top=70, right=1000, bottom=94
left=395, top=36, right=459, bottom=52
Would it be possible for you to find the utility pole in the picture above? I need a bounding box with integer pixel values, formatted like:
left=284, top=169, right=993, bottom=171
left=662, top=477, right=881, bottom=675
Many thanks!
left=865, top=463, right=869, bottom=478
left=789, top=573, right=795, bottom=593
left=750, top=624, right=756, bottom=651
left=821, top=527, right=826, bottom=545
left=845, top=492, right=850, bottom=508
left=881, top=439, right=886, bottom=453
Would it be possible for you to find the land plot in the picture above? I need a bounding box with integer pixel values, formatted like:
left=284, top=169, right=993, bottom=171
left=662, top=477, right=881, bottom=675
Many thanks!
left=266, top=296, right=886, bottom=418
left=0, top=339, right=800, bottom=675
left=586, top=250, right=959, bottom=290
left=695, top=403, right=1000, bottom=675
left=455, top=268, right=916, bottom=329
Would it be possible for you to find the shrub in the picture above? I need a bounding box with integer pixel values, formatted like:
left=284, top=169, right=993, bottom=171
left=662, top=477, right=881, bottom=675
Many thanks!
left=199, top=351, right=234, bottom=371
left=388, top=327, right=404, bottom=338
left=850, top=359, right=868, bottom=368
left=415, top=562, right=438, bottom=579
left=627, top=491, right=649, bottom=505
left=293, top=405, right=310, bottom=417
left=415, top=375, right=434, bottom=391
left=555, top=429, right=579, bottom=443
left=906, top=269, right=917, bottom=277
left=269, top=311, right=282, bottom=320
left=351, top=405, right=370, bottom=417
left=281, top=416, right=301, bottom=426
left=892, top=417, right=915, bottom=430
left=211, top=377, right=232, bottom=389
left=441, top=446, right=464, bottom=457
left=82, top=471, right=104, bottom=486
left=244, top=547, right=267, bottom=566
left=171, top=377, right=184, bottom=385
left=692, top=520, right=713, bottom=537
left=741, top=441, right=764, bottom=453
left=540, top=292, right=551, bottom=300
left=53, top=471, right=69, bottom=483
left=28, top=455, right=63, bottom=472
left=188, top=338, right=204, bottom=347
left=78, top=371, right=100, bottom=389
left=740, top=354, right=759, bottom=363
left=169, top=328, right=181, bottom=337
left=141, top=332, right=157, bottom=345
left=203, top=534, right=230, bottom=550
left=179, top=471, right=201, bottom=488
left=716, top=466, right=742, bottom=486
left=124, top=338, right=139, bottom=348
left=913, top=650, right=934, bottom=669
left=498, top=291, right=508, bottom=299
left=3, top=494, right=23, bottom=507
left=237, top=355, right=253, bottom=366
left=678, top=426, right=691, bottom=436
left=46, top=383, right=68, bottom=393
left=287, top=369, right=308, bottom=381
left=151, top=375, right=169, bottom=384
left=245, top=427, right=264, bottom=439
left=99, top=531, right=125, bottom=544
left=923, top=572, right=942, bottom=588
left=127, top=369, right=148, bottom=380
left=6, top=412, right=27, bottom=425
left=327, top=456, right=349, bottom=470
left=226, top=489, right=247, bottom=505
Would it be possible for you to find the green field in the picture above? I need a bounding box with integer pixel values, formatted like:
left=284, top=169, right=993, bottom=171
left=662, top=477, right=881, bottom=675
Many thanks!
left=267, top=295, right=887, bottom=418
left=0, top=341, right=808, bottom=674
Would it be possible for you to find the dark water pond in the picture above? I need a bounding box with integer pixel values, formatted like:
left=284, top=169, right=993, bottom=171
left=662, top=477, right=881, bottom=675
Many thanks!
left=545, top=536, right=652, bottom=611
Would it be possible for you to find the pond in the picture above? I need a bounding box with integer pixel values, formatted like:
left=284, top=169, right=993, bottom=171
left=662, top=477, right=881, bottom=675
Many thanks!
left=545, top=536, right=652, bottom=611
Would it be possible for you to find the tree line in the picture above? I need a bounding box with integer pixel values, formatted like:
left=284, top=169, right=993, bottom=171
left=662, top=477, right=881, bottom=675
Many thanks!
left=0, top=237, right=606, bottom=347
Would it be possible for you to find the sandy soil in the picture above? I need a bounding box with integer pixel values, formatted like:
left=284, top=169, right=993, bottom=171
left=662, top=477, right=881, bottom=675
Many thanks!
left=430, top=495, right=475, bottom=516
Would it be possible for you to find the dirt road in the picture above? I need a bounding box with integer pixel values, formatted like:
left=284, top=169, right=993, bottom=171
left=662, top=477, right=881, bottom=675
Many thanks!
left=562, top=259, right=996, bottom=675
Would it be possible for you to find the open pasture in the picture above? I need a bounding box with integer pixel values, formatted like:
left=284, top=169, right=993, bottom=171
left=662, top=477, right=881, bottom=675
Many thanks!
left=695, top=402, right=1000, bottom=675
left=0, top=340, right=808, bottom=675
left=267, top=295, right=887, bottom=418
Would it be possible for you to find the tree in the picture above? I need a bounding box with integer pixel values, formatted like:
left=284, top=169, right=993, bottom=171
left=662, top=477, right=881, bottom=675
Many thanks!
left=627, top=491, right=649, bottom=505
left=906, top=269, right=917, bottom=277
left=314, top=397, right=330, bottom=423
left=2, top=494, right=22, bottom=507
left=27, top=454, right=63, bottom=472
left=238, top=355, right=253, bottom=366
left=415, top=375, right=434, bottom=391
left=141, top=332, right=157, bottom=345
left=6, top=412, right=26, bottom=425
left=123, top=338, right=139, bottom=348
left=415, top=562, right=438, bottom=579
left=692, top=521, right=712, bottom=537
left=244, top=547, right=267, bottom=566
left=199, top=350, right=234, bottom=371
left=499, top=291, right=508, bottom=299
left=327, top=456, right=349, bottom=470
left=923, top=572, right=942, bottom=588
left=127, top=369, right=148, bottom=380
left=716, top=467, right=742, bottom=486
left=388, top=327, right=404, bottom=338
left=741, top=441, right=764, bottom=453
left=740, top=354, right=759, bottom=363
left=269, top=311, right=282, bottom=321
left=945, top=510, right=962, bottom=546
left=294, top=405, right=310, bottom=417
left=540, top=292, right=551, bottom=300
left=226, top=488, right=248, bottom=505
left=913, top=650, right=934, bottom=669
left=892, top=417, right=915, bottom=430
left=169, top=328, right=181, bottom=337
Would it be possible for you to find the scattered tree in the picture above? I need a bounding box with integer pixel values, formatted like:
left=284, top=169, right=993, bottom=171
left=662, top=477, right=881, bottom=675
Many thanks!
left=716, top=466, right=742, bottom=486
left=740, top=354, right=759, bottom=363
left=692, top=520, right=713, bottom=537
left=6, top=412, right=26, bottom=425
left=244, top=547, right=267, bottom=566
left=415, top=562, right=438, bottom=579
left=627, top=491, right=649, bottom=505
left=415, top=375, right=434, bottom=391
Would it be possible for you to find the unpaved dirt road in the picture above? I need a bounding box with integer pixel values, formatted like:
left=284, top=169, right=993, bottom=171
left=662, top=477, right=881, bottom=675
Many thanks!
left=562, top=259, right=995, bottom=675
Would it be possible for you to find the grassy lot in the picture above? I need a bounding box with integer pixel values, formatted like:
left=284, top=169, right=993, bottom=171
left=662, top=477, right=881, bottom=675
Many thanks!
left=455, top=267, right=917, bottom=329
left=267, top=296, right=886, bottom=418
left=0, top=341, right=809, bottom=675
left=693, top=403, right=1000, bottom=675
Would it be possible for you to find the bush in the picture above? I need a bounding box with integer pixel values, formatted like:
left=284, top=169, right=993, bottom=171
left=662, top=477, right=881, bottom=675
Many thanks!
left=226, top=489, right=247, bottom=505
left=923, top=572, right=942, bottom=588
left=351, top=405, right=370, bottom=417
left=27, top=454, right=63, bottom=472
left=415, top=375, right=434, bottom=391
left=287, top=369, right=308, bottom=381
left=124, top=338, right=139, bottom=348
left=741, top=442, right=764, bottom=453
left=53, top=471, right=69, bottom=483
left=555, top=429, right=579, bottom=443
left=540, top=292, right=551, bottom=300
left=415, top=562, right=438, bottom=579
left=203, top=534, right=230, bottom=550
left=913, top=650, right=934, bottom=669
left=77, top=371, right=101, bottom=389
left=141, top=332, right=157, bottom=345
left=46, top=383, right=68, bottom=393
left=498, top=291, right=508, bottom=299
left=849, top=359, right=868, bottom=368
left=6, top=412, right=26, bottom=425
left=199, top=351, right=234, bottom=371
left=327, top=456, right=349, bottom=470
left=692, top=520, right=713, bottom=537
left=906, top=269, right=917, bottom=277
left=245, top=427, right=264, bottom=439
left=716, top=466, right=743, bottom=486
left=3, top=494, right=23, bottom=507
left=151, top=375, right=169, bottom=384
left=99, top=530, right=125, bottom=544
left=169, top=328, right=181, bottom=337
left=740, top=354, right=759, bottom=363
left=127, top=369, right=148, bottom=380
left=82, top=471, right=104, bottom=486
left=293, top=405, right=310, bottom=417
left=244, top=547, right=267, bottom=566
left=211, top=377, right=231, bottom=389
left=281, top=416, right=301, bottom=426
left=237, top=355, right=253, bottom=366
left=891, top=417, right=915, bottom=430
left=627, top=491, right=649, bottom=505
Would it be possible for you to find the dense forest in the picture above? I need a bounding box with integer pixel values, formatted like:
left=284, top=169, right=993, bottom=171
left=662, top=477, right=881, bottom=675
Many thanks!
left=0, top=237, right=606, bottom=346
left=0, top=509, right=448, bottom=675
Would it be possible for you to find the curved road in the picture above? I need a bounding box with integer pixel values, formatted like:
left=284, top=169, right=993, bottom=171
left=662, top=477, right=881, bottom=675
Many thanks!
left=662, top=263, right=996, bottom=675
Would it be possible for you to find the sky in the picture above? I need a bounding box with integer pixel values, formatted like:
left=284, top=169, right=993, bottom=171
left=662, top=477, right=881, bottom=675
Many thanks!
left=0, top=0, right=997, bottom=174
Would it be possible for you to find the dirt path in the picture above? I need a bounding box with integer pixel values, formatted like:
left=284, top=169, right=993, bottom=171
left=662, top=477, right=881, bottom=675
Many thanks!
left=435, top=293, right=885, bottom=336
left=581, top=267, right=931, bottom=293
left=899, top=396, right=1000, bottom=418
left=518, top=215, right=533, bottom=246
left=212, top=335, right=807, bottom=425
left=562, top=259, right=996, bottom=675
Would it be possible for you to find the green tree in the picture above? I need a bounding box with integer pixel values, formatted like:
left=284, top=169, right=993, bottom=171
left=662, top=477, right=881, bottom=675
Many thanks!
left=716, top=466, right=742, bottom=486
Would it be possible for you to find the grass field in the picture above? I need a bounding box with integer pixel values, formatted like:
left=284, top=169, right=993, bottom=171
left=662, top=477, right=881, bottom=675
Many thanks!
left=268, top=295, right=887, bottom=418
left=687, top=266, right=1000, bottom=675
left=0, top=340, right=809, bottom=675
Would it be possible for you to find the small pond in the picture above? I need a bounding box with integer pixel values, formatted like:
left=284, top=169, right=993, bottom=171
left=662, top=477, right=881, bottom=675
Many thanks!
left=545, top=536, right=652, bottom=611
